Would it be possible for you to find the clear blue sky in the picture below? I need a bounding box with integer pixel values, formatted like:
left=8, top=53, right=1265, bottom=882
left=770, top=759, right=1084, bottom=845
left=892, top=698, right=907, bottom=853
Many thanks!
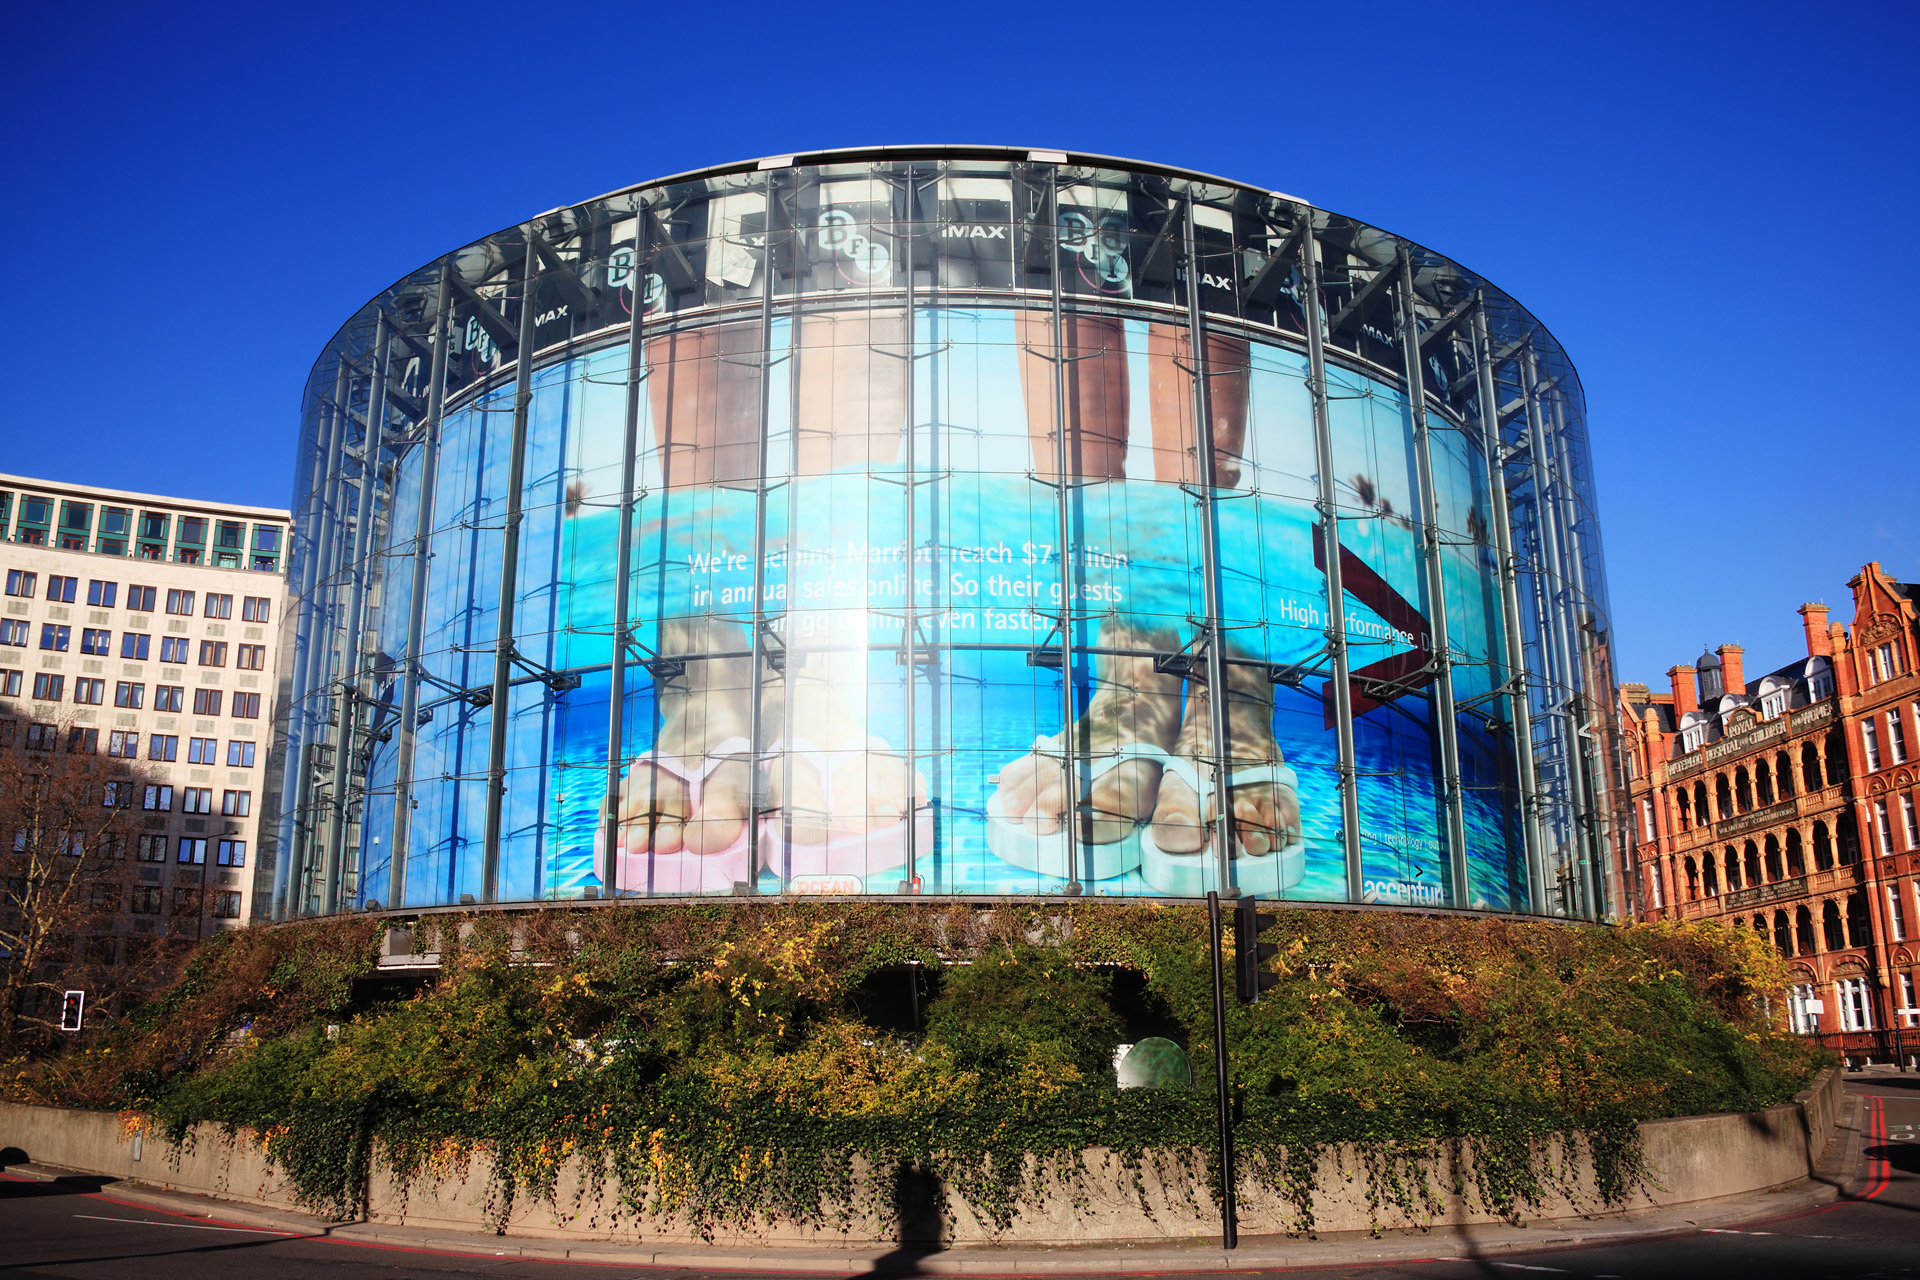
left=3, top=1, right=1913, bottom=688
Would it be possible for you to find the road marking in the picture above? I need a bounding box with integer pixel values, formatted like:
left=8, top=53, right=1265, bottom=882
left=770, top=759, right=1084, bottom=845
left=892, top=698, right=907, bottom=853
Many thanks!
left=73, top=1213, right=294, bottom=1235
left=1489, top=1266, right=1568, bottom=1274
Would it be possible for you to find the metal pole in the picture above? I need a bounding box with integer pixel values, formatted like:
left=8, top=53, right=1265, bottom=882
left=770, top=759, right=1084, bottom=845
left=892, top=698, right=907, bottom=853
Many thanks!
left=1044, top=165, right=1082, bottom=894
left=744, top=172, right=778, bottom=895
left=1182, top=199, right=1239, bottom=895
left=323, top=315, right=390, bottom=915
left=1299, top=222, right=1364, bottom=899
left=1544, top=388, right=1607, bottom=918
left=602, top=210, right=648, bottom=894
left=1397, top=253, right=1468, bottom=906
left=1473, top=301, right=1546, bottom=914
left=1206, top=890, right=1238, bottom=1249
left=389, top=268, right=453, bottom=910
left=900, top=165, right=919, bottom=892
left=481, top=236, right=541, bottom=904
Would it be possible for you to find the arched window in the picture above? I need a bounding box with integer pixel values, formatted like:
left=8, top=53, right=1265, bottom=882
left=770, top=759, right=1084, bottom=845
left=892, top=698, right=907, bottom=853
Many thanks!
left=1826, top=729, right=1848, bottom=786
left=1694, top=781, right=1709, bottom=822
left=1757, top=759, right=1774, bottom=806
left=1774, top=909, right=1794, bottom=955
left=1676, top=788, right=1692, bottom=830
left=1803, top=742, right=1823, bottom=792
left=1746, top=839, right=1764, bottom=885
left=1685, top=857, right=1700, bottom=900
left=1736, top=766, right=1754, bottom=813
left=1776, top=750, right=1795, bottom=799
left=1704, top=857, right=1720, bottom=897
left=1814, top=821, right=1834, bottom=871
left=1823, top=900, right=1846, bottom=951
left=1724, top=847, right=1741, bottom=891
left=1838, top=813, right=1860, bottom=866
left=1796, top=905, right=1817, bottom=954
left=1717, top=774, right=1734, bottom=819
left=1786, top=827, right=1806, bottom=877
left=1847, top=893, right=1872, bottom=947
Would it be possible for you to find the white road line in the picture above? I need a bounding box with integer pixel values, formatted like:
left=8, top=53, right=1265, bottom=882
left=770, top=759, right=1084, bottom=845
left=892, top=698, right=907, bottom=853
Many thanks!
left=72, top=1213, right=294, bottom=1235
left=1489, top=1266, right=1568, bottom=1274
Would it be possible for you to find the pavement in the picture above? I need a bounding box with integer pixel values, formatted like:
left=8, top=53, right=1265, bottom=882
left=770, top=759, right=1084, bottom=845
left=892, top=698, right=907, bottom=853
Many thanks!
left=0, top=1073, right=1912, bottom=1278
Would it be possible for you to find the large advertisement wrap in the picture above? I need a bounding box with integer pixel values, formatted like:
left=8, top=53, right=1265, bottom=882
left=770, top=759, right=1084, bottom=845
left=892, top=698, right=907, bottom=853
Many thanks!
left=357, top=306, right=1523, bottom=910
left=290, top=151, right=1612, bottom=923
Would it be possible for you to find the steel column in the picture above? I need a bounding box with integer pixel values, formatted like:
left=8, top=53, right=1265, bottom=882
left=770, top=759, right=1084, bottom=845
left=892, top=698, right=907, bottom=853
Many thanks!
left=481, top=240, right=541, bottom=903
left=1544, top=387, right=1606, bottom=918
left=388, top=268, right=453, bottom=909
left=744, top=172, right=779, bottom=894
left=1043, top=164, right=1083, bottom=894
left=1473, top=301, right=1546, bottom=914
left=1182, top=198, right=1239, bottom=894
left=1299, top=222, right=1365, bottom=898
left=1397, top=252, right=1468, bottom=906
left=601, top=214, right=649, bottom=894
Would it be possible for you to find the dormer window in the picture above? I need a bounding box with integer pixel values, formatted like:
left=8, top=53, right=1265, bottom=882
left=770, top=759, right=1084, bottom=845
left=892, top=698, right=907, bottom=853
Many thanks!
left=1761, top=690, right=1788, bottom=719
left=1810, top=670, right=1834, bottom=700
left=1681, top=723, right=1707, bottom=752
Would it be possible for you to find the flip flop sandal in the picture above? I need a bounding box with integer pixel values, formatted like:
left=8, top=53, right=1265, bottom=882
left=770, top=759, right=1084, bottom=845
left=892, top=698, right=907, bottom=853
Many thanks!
left=764, top=737, right=932, bottom=887
left=985, top=733, right=1165, bottom=882
left=596, top=735, right=757, bottom=895
left=1138, top=757, right=1305, bottom=896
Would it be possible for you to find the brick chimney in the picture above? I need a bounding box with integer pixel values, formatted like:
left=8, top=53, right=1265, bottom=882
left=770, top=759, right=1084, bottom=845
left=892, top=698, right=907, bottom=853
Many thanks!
left=1668, top=664, right=1697, bottom=719
left=1799, top=603, right=1832, bottom=657
left=1716, top=644, right=1746, bottom=696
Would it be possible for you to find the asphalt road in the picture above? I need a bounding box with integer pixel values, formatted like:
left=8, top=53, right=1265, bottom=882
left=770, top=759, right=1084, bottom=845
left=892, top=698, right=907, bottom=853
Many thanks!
left=2, top=1078, right=1916, bottom=1279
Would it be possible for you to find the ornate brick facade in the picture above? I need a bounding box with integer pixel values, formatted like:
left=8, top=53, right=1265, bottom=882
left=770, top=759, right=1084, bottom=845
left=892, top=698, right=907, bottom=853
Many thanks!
left=1619, top=562, right=1920, bottom=1066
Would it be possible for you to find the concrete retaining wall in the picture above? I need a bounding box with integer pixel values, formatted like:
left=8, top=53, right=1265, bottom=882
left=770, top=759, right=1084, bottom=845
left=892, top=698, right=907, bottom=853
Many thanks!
left=0, top=1068, right=1844, bottom=1246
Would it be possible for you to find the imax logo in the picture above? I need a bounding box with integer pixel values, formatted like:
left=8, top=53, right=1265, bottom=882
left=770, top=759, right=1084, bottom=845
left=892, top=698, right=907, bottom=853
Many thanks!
left=942, top=224, right=1007, bottom=239
left=535, top=305, right=569, bottom=326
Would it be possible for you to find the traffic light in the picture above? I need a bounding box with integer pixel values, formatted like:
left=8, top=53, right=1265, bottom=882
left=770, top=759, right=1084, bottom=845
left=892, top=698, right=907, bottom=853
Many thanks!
left=59, top=990, right=84, bottom=1032
left=1233, top=899, right=1279, bottom=1004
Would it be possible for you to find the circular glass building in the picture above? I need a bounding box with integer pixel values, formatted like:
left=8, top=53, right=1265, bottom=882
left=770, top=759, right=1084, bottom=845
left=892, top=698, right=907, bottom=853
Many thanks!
left=270, top=146, right=1618, bottom=920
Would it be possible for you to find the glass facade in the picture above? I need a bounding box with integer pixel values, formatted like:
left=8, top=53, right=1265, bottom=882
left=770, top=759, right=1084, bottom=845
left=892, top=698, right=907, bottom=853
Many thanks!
left=273, top=148, right=1618, bottom=919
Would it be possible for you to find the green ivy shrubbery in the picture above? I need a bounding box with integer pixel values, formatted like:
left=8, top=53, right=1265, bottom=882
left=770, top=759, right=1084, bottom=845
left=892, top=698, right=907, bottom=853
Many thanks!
left=9, top=903, right=1826, bottom=1238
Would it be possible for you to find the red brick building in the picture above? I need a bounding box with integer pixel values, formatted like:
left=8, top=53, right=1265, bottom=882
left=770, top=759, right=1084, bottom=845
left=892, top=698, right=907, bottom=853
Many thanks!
left=1618, top=562, right=1920, bottom=1066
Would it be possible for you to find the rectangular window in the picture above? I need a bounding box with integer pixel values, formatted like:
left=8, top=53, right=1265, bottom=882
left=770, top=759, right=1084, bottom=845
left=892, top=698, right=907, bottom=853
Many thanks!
left=172, top=888, right=200, bottom=915
left=5, top=569, right=35, bottom=597
left=1893, top=712, right=1911, bottom=766
left=191, top=688, right=223, bottom=716
left=186, top=736, right=218, bottom=764
left=79, top=628, right=111, bottom=655
left=24, top=722, right=55, bottom=750
left=198, top=640, right=227, bottom=666
left=226, top=739, right=255, bottom=768
left=220, top=789, right=251, bottom=817
left=178, top=516, right=206, bottom=545
left=1839, top=976, right=1875, bottom=1032
left=1865, top=718, right=1884, bottom=771
left=131, top=885, right=163, bottom=914
left=153, top=685, right=183, bottom=712
left=142, top=783, right=173, bottom=810
left=241, top=596, right=271, bottom=623
left=1902, top=974, right=1919, bottom=1029
left=212, top=889, right=242, bottom=918
left=1878, top=800, right=1895, bottom=855
left=66, top=726, right=97, bottom=753
left=236, top=643, right=266, bottom=670
left=203, top=593, right=232, bottom=620
left=136, top=834, right=167, bottom=862
left=139, top=512, right=166, bottom=540
left=216, top=839, right=247, bottom=867
left=16, top=528, right=44, bottom=545
left=107, top=730, right=138, bottom=757
left=72, top=677, right=104, bottom=705
left=159, top=636, right=188, bottom=664
left=113, top=681, right=143, bottom=708
left=214, top=521, right=243, bottom=550
left=165, top=589, right=194, bottom=616
left=177, top=838, right=207, bottom=865
left=1889, top=885, right=1909, bottom=942
left=1874, top=643, right=1903, bottom=684
left=31, top=673, right=63, bottom=701
left=1639, top=798, right=1655, bottom=844
left=39, top=624, right=69, bottom=651
left=126, top=585, right=155, bottom=612
left=147, top=735, right=178, bottom=763
left=1906, top=795, right=1920, bottom=848
left=86, top=580, right=117, bottom=607
left=182, top=787, right=213, bottom=815
left=232, top=692, right=260, bottom=719
left=0, top=619, right=25, bottom=646
left=253, top=527, right=279, bottom=553
left=0, top=670, right=19, bottom=696
left=120, top=632, right=150, bottom=659
left=45, top=575, right=77, bottom=603
left=1790, top=983, right=1821, bottom=1034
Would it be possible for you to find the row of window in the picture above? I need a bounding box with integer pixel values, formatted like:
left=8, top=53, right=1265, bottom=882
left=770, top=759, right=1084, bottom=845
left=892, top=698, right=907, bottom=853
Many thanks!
left=0, top=721, right=258, bottom=766
left=1788, top=978, right=1878, bottom=1034
left=1, top=624, right=268, bottom=669
left=1871, top=793, right=1920, bottom=857
left=8, top=827, right=249, bottom=869
left=118, top=784, right=253, bottom=816
left=1861, top=703, right=1920, bottom=771
left=2, top=572, right=270, bottom=621
left=125, top=887, right=245, bottom=918
left=4, top=671, right=262, bottom=717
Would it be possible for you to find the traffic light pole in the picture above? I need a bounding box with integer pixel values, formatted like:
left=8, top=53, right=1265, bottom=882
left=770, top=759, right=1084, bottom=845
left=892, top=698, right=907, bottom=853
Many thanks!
left=1206, top=890, right=1237, bottom=1249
